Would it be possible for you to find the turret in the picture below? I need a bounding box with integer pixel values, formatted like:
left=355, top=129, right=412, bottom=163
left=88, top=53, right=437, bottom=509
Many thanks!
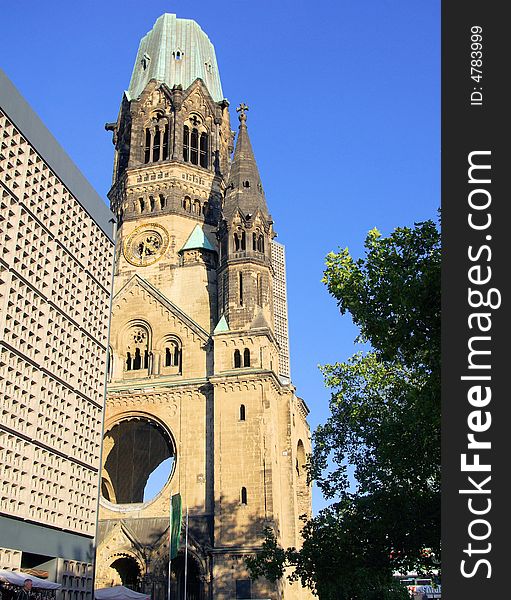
left=217, top=104, right=275, bottom=333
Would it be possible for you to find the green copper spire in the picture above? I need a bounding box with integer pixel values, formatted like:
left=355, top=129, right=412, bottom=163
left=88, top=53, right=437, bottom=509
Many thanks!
left=213, top=315, right=230, bottom=334
left=127, top=13, right=224, bottom=102
left=179, top=224, right=216, bottom=253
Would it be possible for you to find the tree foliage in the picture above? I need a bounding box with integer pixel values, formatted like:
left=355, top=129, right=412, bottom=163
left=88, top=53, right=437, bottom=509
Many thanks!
left=246, top=220, right=441, bottom=599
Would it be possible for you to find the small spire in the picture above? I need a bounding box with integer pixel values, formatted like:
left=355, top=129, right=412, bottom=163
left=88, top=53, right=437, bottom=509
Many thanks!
left=223, top=103, right=270, bottom=221
left=236, top=103, right=249, bottom=123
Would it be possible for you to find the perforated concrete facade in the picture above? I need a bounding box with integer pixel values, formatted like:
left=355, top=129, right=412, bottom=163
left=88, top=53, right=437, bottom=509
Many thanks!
left=271, top=240, right=290, bottom=383
left=0, top=69, right=115, bottom=581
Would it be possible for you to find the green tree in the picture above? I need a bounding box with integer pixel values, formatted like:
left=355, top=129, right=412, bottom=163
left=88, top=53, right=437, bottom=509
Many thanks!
left=247, top=220, right=440, bottom=599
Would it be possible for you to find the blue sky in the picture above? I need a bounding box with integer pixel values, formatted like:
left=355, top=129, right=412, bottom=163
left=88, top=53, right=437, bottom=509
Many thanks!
left=2, top=0, right=440, bottom=512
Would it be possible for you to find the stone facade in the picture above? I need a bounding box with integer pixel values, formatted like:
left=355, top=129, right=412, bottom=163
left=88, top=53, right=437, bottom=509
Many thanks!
left=95, top=14, right=312, bottom=600
left=0, top=68, right=115, bottom=597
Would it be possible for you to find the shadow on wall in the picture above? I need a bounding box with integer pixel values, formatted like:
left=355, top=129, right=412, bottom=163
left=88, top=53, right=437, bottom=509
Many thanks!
left=95, top=495, right=282, bottom=600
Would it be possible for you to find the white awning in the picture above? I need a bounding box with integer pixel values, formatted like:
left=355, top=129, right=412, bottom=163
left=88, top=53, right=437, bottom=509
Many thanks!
left=0, top=570, right=61, bottom=590
left=94, top=586, right=150, bottom=600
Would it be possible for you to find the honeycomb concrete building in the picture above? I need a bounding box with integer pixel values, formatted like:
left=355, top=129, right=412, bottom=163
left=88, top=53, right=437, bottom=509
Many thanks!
left=0, top=68, right=115, bottom=595
left=95, top=13, right=312, bottom=599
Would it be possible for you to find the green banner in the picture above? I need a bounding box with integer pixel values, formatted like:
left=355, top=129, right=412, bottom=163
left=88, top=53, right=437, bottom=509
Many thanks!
left=170, top=493, right=182, bottom=560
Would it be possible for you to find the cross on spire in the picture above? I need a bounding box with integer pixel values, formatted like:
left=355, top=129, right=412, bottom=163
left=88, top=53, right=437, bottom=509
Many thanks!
left=236, top=103, right=249, bottom=122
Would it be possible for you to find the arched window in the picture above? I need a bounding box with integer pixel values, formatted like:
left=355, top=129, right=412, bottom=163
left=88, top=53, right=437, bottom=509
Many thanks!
left=159, top=194, right=166, bottom=209
left=241, top=487, right=248, bottom=505
left=124, top=324, right=150, bottom=373
left=222, top=272, right=228, bottom=312
left=193, top=200, right=201, bottom=214
left=165, top=342, right=181, bottom=367
left=296, top=440, right=306, bottom=477
left=200, top=132, right=208, bottom=168
left=144, top=129, right=151, bottom=164
left=160, top=337, right=182, bottom=374
left=243, top=348, right=250, bottom=367
left=107, top=347, right=113, bottom=381
left=252, top=233, right=257, bottom=251
left=234, top=350, right=241, bottom=369
left=138, top=197, right=145, bottom=213
left=149, top=196, right=155, bottom=211
left=183, top=119, right=208, bottom=169
left=152, top=128, right=161, bottom=162
left=183, top=196, right=191, bottom=212
left=190, top=128, right=199, bottom=165
left=256, top=273, right=263, bottom=306
left=144, top=121, right=170, bottom=164
left=162, top=124, right=169, bottom=160
left=239, top=404, right=246, bottom=421
left=133, top=348, right=142, bottom=370
left=257, top=235, right=264, bottom=253
left=234, top=231, right=246, bottom=252
left=239, top=272, right=243, bottom=306
left=183, top=125, right=190, bottom=162
left=243, top=180, right=250, bottom=188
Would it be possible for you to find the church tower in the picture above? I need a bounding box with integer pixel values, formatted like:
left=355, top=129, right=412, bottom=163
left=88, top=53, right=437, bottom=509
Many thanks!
left=95, top=14, right=312, bottom=600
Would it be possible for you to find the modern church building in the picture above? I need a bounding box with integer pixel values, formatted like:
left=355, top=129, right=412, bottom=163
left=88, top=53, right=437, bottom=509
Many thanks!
left=0, top=69, right=115, bottom=597
left=95, top=13, right=313, bottom=600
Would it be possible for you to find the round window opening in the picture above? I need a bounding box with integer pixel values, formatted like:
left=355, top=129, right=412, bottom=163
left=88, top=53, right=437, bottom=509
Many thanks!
left=101, top=418, right=175, bottom=506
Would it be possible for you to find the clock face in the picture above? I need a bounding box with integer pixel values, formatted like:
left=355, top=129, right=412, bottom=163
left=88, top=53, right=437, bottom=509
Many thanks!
left=124, top=224, right=170, bottom=266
